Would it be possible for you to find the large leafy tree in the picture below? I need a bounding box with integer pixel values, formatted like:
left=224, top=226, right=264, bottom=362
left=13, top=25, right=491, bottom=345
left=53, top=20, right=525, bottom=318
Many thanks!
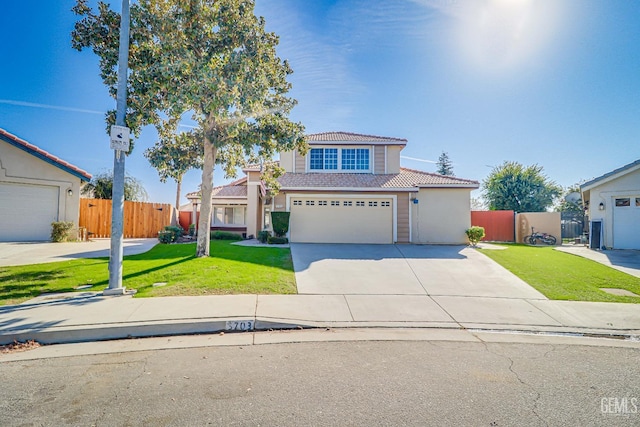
left=483, top=161, right=561, bottom=212
left=436, top=151, right=454, bottom=176
left=72, top=0, right=307, bottom=257
left=81, top=171, right=149, bottom=201
left=144, top=119, right=204, bottom=209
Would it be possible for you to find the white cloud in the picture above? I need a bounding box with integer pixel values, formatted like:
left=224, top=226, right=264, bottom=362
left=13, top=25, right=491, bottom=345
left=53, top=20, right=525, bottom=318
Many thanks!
left=256, top=0, right=365, bottom=130
left=0, top=99, right=103, bottom=115
left=400, top=155, right=436, bottom=164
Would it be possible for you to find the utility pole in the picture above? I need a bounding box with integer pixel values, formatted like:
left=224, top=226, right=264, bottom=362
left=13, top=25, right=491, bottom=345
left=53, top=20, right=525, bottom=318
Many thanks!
left=105, top=0, right=130, bottom=296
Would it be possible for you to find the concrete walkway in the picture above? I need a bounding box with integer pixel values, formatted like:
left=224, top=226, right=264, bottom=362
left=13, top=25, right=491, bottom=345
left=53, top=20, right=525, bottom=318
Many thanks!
left=555, top=245, right=640, bottom=278
left=0, top=238, right=158, bottom=267
left=0, top=243, right=639, bottom=346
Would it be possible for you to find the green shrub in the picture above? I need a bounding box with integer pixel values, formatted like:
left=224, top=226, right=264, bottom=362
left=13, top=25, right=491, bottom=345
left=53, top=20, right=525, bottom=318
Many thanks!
left=157, top=230, right=174, bottom=244
left=271, top=211, right=290, bottom=237
left=158, top=225, right=183, bottom=243
left=267, top=236, right=289, bottom=245
left=188, top=223, right=196, bottom=236
left=257, top=230, right=271, bottom=243
left=465, top=226, right=486, bottom=247
left=166, top=225, right=183, bottom=240
left=51, top=221, right=75, bottom=242
left=211, top=230, right=243, bottom=240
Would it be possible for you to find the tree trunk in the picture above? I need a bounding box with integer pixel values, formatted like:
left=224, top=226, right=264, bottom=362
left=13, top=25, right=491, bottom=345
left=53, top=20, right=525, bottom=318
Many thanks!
left=174, top=177, right=182, bottom=231
left=196, top=136, right=216, bottom=257
left=175, top=178, right=182, bottom=211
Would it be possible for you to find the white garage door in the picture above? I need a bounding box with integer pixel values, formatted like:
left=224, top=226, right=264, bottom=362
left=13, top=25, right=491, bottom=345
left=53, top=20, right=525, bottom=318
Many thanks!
left=613, top=196, right=640, bottom=249
left=289, top=197, right=393, bottom=244
left=0, top=182, right=59, bottom=241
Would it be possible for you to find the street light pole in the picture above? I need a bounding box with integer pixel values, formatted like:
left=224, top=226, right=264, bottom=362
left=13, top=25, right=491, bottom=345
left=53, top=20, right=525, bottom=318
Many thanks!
left=105, top=0, right=130, bottom=296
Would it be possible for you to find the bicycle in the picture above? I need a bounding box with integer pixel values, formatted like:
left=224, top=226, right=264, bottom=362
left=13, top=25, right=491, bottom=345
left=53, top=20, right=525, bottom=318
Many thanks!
left=523, top=227, right=557, bottom=245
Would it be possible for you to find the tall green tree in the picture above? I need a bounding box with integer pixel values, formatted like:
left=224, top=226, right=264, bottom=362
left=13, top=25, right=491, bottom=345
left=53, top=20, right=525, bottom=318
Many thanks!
left=483, top=161, right=561, bottom=212
left=436, top=151, right=454, bottom=176
left=144, top=119, right=204, bottom=209
left=81, top=171, right=149, bottom=201
left=72, top=0, right=307, bottom=257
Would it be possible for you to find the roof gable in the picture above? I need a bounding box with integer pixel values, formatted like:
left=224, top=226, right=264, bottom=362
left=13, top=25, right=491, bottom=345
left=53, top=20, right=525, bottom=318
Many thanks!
left=186, top=176, right=248, bottom=199
left=0, top=128, right=92, bottom=182
left=306, top=131, right=407, bottom=146
left=580, top=159, right=640, bottom=191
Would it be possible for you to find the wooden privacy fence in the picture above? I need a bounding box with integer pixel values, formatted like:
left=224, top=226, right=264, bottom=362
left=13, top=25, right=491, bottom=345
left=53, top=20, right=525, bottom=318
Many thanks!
left=471, top=210, right=515, bottom=242
left=79, top=198, right=173, bottom=238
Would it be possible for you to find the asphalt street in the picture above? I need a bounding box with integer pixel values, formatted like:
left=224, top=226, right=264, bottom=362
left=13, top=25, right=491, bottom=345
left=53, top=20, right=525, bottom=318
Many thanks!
left=2, top=337, right=639, bottom=426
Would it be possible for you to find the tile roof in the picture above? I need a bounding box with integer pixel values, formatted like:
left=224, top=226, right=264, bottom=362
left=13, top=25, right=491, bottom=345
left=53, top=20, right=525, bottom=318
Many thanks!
left=0, top=128, right=92, bottom=181
left=186, top=179, right=247, bottom=199
left=242, top=161, right=279, bottom=172
left=278, top=168, right=479, bottom=190
left=306, top=131, right=407, bottom=145
left=212, top=185, right=247, bottom=197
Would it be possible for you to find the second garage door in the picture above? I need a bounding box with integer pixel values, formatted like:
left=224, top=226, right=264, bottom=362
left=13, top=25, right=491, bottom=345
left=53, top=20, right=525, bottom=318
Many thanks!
left=289, top=196, right=393, bottom=244
left=0, top=182, right=59, bottom=241
left=613, top=196, right=640, bottom=249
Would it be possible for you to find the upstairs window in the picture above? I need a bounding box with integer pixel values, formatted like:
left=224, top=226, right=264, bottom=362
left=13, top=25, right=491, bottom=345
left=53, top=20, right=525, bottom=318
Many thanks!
left=308, top=147, right=370, bottom=172
left=309, top=148, right=338, bottom=170
left=341, top=148, right=369, bottom=170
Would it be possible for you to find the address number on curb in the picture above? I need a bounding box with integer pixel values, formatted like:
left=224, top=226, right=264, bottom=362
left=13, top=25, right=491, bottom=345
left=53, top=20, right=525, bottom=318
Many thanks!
left=225, top=320, right=255, bottom=331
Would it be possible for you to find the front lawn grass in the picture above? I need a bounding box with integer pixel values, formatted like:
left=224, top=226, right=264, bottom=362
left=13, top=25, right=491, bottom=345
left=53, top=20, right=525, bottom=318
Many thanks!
left=479, top=244, right=640, bottom=303
left=0, top=240, right=296, bottom=306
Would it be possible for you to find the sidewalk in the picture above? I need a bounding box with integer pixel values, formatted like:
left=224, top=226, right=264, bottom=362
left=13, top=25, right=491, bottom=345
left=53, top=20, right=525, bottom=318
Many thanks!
left=1, top=241, right=639, bottom=346
left=1, top=289, right=639, bottom=346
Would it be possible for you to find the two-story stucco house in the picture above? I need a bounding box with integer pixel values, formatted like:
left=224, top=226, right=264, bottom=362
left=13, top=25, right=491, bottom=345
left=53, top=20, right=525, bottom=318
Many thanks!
left=186, top=132, right=479, bottom=244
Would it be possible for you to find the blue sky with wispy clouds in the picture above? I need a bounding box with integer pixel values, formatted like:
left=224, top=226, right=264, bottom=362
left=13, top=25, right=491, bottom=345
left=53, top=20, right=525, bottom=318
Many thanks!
left=1, top=0, right=639, bottom=205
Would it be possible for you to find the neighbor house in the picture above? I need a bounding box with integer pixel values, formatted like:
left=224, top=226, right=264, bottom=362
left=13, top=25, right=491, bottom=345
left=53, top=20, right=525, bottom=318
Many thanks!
left=186, top=132, right=479, bottom=244
left=0, top=128, right=92, bottom=241
left=581, top=159, right=640, bottom=250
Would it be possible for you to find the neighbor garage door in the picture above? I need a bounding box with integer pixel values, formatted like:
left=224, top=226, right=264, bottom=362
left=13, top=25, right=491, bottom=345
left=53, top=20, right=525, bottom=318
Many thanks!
left=613, top=196, right=640, bottom=249
left=0, top=182, right=59, bottom=241
left=289, top=196, right=393, bottom=244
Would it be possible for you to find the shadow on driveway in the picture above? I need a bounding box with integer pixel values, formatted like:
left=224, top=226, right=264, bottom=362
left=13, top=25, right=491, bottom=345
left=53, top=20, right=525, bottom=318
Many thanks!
left=290, top=243, right=546, bottom=299
left=290, top=243, right=466, bottom=272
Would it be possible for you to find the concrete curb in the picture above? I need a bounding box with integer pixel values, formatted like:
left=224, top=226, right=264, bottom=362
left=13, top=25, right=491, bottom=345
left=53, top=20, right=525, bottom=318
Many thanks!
left=2, top=316, right=639, bottom=346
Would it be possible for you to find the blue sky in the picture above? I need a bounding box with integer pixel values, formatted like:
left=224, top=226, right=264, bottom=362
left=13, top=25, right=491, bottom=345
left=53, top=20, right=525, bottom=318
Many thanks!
left=1, top=0, right=639, bottom=206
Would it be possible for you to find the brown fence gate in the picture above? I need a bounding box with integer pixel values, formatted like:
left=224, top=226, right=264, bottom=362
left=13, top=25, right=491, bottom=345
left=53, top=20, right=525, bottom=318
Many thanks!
left=79, top=198, right=173, bottom=238
left=471, top=210, right=515, bottom=242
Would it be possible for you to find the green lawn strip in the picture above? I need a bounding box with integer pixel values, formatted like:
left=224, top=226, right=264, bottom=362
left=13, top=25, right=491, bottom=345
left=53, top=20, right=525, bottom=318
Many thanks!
left=478, top=244, right=640, bottom=303
left=0, top=240, right=296, bottom=306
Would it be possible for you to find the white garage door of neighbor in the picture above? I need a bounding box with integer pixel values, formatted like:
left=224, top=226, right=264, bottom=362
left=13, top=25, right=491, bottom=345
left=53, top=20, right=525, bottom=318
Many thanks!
left=613, top=196, right=640, bottom=250
left=289, top=197, right=393, bottom=244
left=0, top=182, right=59, bottom=241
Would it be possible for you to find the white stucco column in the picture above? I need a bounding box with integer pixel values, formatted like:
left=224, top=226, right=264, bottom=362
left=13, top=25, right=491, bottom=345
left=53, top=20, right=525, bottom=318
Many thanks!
left=247, top=183, right=259, bottom=238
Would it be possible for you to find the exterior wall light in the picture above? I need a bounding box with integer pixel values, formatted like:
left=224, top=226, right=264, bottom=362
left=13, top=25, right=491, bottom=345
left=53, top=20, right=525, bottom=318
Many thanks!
left=67, top=188, right=73, bottom=197
left=599, top=202, right=605, bottom=211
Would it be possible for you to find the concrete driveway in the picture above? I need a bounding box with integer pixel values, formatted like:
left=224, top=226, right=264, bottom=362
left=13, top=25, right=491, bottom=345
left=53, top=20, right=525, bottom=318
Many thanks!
left=290, top=243, right=547, bottom=299
left=0, top=238, right=158, bottom=267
